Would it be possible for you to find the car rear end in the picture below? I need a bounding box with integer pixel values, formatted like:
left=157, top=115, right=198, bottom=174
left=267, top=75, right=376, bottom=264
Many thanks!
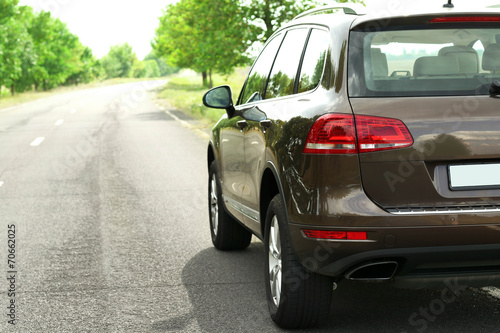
left=289, top=10, right=500, bottom=288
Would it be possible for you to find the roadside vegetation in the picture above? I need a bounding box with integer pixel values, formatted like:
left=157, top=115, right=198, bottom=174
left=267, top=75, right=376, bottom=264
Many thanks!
left=0, top=0, right=362, bottom=126
left=152, top=0, right=362, bottom=125
left=156, top=69, right=248, bottom=126
left=0, top=0, right=177, bottom=101
left=152, top=0, right=362, bottom=89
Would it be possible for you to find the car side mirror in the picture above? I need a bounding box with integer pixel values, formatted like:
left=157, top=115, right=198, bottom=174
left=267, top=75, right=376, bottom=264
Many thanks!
left=203, top=85, right=236, bottom=117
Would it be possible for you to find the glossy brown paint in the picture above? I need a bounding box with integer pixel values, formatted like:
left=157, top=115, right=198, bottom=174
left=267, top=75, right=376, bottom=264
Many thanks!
left=350, top=97, right=500, bottom=207
left=207, top=10, right=500, bottom=288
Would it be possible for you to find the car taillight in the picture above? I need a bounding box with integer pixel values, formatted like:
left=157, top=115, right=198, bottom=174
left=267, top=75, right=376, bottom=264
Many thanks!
left=431, top=16, right=500, bottom=23
left=303, top=114, right=413, bottom=154
left=303, top=114, right=357, bottom=154
left=356, top=115, right=413, bottom=153
left=302, top=229, right=368, bottom=240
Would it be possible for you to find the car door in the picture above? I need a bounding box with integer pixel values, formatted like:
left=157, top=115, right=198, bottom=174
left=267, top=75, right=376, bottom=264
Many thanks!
left=220, top=33, right=284, bottom=224
left=238, top=28, right=330, bottom=231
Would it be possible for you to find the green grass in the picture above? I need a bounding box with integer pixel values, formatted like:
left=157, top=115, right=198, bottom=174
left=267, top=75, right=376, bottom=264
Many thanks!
left=0, top=77, right=166, bottom=110
left=155, top=69, right=248, bottom=126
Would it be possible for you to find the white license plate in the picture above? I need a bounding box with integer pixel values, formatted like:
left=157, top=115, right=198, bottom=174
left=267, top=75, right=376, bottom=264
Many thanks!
left=449, top=163, right=500, bottom=190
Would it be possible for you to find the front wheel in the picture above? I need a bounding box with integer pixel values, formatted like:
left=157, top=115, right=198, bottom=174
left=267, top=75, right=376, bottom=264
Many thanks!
left=208, top=161, right=251, bottom=250
left=264, top=194, right=333, bottom=329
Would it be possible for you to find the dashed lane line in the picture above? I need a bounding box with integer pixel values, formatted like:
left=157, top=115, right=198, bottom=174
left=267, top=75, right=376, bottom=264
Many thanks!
left=55, top=119, right=64, bottom=126
left=30, top=137, right=45, bottom=147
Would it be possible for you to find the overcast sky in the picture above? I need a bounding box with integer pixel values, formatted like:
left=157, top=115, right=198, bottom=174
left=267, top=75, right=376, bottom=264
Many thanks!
left=17, top=0, right=500, bottom=60
left=18, top=0, right=178, bottom=59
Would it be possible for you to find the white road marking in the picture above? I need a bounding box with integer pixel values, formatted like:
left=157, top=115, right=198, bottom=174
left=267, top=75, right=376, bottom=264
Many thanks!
left=30, top=137, right=45, bottom=147
left=55, top=119, right=64, bottom=126
left=164, top=110, right=210, bottom=140
left=71, top=109, right=77, bottom=114
left=0, top=181, right=4, bottom=188
left=483, top=287, right=500, bottom=299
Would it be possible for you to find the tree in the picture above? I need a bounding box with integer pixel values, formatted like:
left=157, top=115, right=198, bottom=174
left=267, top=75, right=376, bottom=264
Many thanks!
left=143, top=60, right=161, bottom=78
left=12, top=6, right=36, bottom=93
left=0, top=0, right=19, bottom=24
left=153, top=0, right=253, bottom=88
left=64, top=46, right=100, bottom=85
left=101, top=43, right=138, bottom=79
left=247, top=0, right=364, bottom=42
left=144, top=51, right=178, bottom=77
left=29, top=11, right=85, bottom=90
left=0, top=4, right=34, bottom=94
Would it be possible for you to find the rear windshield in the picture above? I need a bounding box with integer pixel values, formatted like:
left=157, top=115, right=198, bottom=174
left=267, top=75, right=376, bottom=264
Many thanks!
left=348, top=26, right=500, bottom=97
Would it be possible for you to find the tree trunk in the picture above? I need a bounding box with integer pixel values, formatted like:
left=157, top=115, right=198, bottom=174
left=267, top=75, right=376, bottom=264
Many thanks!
left=10, top=84, right=15, bottom=96
left=208, top=69, right=213, bottom=89
left=202, top=71, right=208, bottom=87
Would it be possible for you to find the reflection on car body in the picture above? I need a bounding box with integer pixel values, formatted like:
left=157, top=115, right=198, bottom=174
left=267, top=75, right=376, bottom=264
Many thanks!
left=204, top=2, right=500, bottom=329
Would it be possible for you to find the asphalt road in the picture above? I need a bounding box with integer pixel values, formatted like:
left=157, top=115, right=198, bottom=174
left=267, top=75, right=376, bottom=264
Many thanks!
left=0, top=81, right=499, bottom=332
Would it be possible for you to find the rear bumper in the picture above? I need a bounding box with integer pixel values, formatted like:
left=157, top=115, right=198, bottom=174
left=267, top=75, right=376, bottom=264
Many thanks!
left=288, top=222, right=500, bottom=288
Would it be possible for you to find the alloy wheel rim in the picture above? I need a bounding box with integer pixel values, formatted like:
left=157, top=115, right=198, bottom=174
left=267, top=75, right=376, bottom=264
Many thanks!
left=210, top=175, right=219, bottom=236
left=268, top=215, right=282, bottom=307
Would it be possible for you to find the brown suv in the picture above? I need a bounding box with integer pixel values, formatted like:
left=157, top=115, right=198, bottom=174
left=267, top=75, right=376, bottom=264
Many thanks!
left=203, top=3, right=500, bottom=329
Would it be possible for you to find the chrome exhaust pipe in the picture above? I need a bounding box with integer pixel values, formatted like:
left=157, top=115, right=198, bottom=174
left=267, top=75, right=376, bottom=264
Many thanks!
left=345, top=261, right=398, bottom=281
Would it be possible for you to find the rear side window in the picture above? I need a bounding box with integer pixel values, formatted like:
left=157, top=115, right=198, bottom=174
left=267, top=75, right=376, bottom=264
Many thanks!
left=298, top=29, right=329, bottom=93
left=266, top=28, right=309, bottom=99
left=349, top=26, right=500, bottom=97
left=239, top=34, right=284, bottom=105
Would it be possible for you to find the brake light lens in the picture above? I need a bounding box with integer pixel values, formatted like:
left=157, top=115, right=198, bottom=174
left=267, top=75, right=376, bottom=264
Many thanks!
left=303, top=114, right=357, bottom=154
left=356, top=116, right=413, bottom=153
left=302, top=229, right=368, bottom=240
left=303, top=114, right=413, bottom=154
left=431, top=16, right=500, bottom=23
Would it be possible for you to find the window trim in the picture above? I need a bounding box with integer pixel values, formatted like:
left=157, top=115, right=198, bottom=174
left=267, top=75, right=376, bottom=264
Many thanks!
left=237, top=24, right=330, bottom=107
left=237, top=33, right=285, bottom=106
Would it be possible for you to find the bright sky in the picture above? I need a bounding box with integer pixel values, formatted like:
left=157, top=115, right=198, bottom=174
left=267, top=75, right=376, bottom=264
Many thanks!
left=17, top=0, right=500, bottom=60
left=18, top=0, right=178, bottom=60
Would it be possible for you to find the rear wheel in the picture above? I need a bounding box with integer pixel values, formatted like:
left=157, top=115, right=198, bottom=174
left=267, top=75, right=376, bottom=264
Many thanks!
left=265, top=194, right=333, bottom=329
left=208, top=161, right=251, bottom=250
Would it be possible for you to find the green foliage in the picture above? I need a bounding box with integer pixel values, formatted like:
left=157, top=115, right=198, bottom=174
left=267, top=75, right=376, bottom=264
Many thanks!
left=248, top=0, right=364, bottom=42
left=0, top=0, right=19, bottom=24
left=246, top=0, right=316, bottom=42
left=28, top=11, right=89, bottom=90
left=144, top=51, right=179, bottom=76
left=156, top=70, right=247, bottom=125
left=153, top=0, right=253, bottom=87
left=0, top=7, right=28, bottom=92
left=101, top=43, right=138, bottom=79
left=0, top=3, right=100, bottom=94
left=142, top=60, right=161, bottom=78
left=153, top=0, right=362, bottom=87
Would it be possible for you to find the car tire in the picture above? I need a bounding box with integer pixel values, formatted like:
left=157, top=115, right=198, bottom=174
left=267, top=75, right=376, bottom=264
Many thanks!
left=208, top=161, right=252, bottom=250
left=264, top=194, right=333, bottom=329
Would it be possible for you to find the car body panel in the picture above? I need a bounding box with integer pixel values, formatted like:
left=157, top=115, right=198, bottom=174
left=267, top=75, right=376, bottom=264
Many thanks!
left=206, top=6, right=500, bottom=287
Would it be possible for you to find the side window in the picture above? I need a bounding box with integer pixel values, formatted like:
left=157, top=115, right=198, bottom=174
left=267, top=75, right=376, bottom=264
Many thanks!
left=298, top=29, right=329, bottom=93
left=239, top=34, right=283, bottom=105
left=266, top=28, right=309, bottom=99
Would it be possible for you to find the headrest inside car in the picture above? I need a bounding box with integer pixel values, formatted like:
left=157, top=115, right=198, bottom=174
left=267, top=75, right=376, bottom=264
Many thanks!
left=482, top=43, right=500, bottom=72
left=413, top=56, right=459, bottom=76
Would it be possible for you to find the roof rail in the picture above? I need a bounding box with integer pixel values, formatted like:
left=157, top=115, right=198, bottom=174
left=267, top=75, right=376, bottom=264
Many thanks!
left=293, top=4, right=365, bottom=20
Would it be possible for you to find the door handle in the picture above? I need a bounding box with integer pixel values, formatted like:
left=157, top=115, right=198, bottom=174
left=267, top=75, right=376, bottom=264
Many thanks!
left=260, top=120, right=272, bottom=128
left=237, top=120, right=248, bottom=129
